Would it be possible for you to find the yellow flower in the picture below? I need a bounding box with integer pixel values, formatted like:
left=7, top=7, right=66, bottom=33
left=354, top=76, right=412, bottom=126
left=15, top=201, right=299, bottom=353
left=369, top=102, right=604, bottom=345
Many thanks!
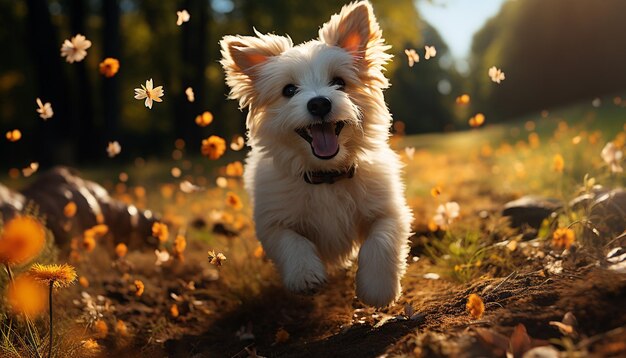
left=115, top=243, right=128, bottom=258
left=226, top=161, right=244, bottom=177
left=553, top=154, right=565, bottom=173
left=201, top=135, right=226, bottom=160
left=60, top=34, right=92, bottom=63
left=173, top=235, right=186, bottom=256
left=94, top=319, right=108, bottom=339
left=99, top=57, right=120, bottom=78
left=430, top=186, right=442, bottom=198
left=82, top=339, right=100, bottom=353
left=134, top=280, right=145, bottom=297
left=152, top=222, right=169, bottom=243
left=552, top=227, right=575, bottom=250
left=134, top=79, right=164, bottom=109
left=6, top=129, right=21, bottom=142
left=0, top=215, right=46, bottom=266
left=6, top=274, right=47, bottom=317
left=195, top=111, right=213, bottom=127
left=36, top=98, right=54, bottom=120
left=207, top=250, right=226, bottom=267
left=226, top=192, right=243, bottom=210
left=29, top=263, right=77, bottom=288
left=466, top=293, right=485, bottom=319
left=64, top=201, right=77, bottom=218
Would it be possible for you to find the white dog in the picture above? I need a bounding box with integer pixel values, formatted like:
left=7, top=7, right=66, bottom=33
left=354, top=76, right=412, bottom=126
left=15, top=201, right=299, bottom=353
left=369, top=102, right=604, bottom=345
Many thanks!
left=220, top=1, right=413, bottom=307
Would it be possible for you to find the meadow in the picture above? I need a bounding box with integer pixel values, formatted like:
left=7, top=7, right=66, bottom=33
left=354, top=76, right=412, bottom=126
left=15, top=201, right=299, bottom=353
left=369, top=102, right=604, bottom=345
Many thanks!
left=1, top=94, right=624, bottom=357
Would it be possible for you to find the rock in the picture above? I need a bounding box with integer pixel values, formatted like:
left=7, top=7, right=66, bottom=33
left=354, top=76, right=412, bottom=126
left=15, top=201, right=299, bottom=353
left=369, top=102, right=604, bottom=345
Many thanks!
left=0, top=184, right=25, bottom=221
left=502, top=196, right=562, bottom=229
left=589, top=188, right=626, bottom=234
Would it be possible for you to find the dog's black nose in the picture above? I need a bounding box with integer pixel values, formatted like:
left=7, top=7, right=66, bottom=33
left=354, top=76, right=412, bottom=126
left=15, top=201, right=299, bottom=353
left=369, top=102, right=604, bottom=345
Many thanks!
left=307, top=97, right=332, bottom=117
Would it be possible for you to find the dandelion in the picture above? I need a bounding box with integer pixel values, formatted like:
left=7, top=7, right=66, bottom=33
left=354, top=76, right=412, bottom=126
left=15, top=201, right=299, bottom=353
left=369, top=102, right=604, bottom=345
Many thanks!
left=226, top=161, right=244, bottom=177
left=553, top=154, right=565, bottom=173
left=176, top=9, right=190, bottom=26
left=154, top=249, right=170, bottom=266
left=552, top=227, right=575, bottom=250
left=28, top=263, right=76, bottom=358
left=404, top=49, right=419, bottom=67
left=106, top=141, right=121, bottom=158
left=6, top=129, right=21, bottom=142
left=64, top=201, right=77, bottom=218
left=469, top=113, right=485, bottom=128
left=79, top=276, right=89, bottom=288
left=134, top=280, right=145, bottom=297
left=60, top=34, right=92, bottom=63
left=6, top=274, right=47, bottom=317
left=488, top=66, right=505, bottom=83
left=466, top=293, right=485, bottom=319
left=115, top=243, right=128, bottom=258
left=195, top=111, right=213, bottom=127
left=424, top=45, right=436, bottom=60
left=226, top=192, right=243, bottom=210
left=208, top=250, right=226, bottom=267
left=152, top=222, right=169, bottom=243
left=433, top=201, right=460, bottom=229
left=116, top=320, right=129, bottom=337
left=99, top=58, right=120, bottom=78
left=94, top=319, right=108, bottom=339
left=170, top=304, right=179, bottom=318
left=36, top=98, right=54, bottom=120
left=134, top=79, right=164, bottom=109
left=455, top=94, right=470, bottom=105
left=185, top=87, right=195, bottom=102
left=201, top=135, right=226, bottom=160
left=404, top=147, right=415, bottom=160
left=230, top=135, right=245, bottom=151
left=22, top=162, right=39, bottom=177
left=601, top=142, right=623, bottom=173
left=0, top=215, right=46, bottom=268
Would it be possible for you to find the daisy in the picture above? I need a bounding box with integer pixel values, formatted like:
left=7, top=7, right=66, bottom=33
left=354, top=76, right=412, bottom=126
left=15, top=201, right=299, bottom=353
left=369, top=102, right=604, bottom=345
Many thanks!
left=433, top=201, right=460, bottom=229
left=176, top=10, right=190, bottom=26
left=601, top=142, right=623, bottom=173
left=36, top=98, right=54, bottom=120
left=134, top=79, right=164, bottom=109
left=404, top=49, right=419, bottom=67
left=60, top=34, right=92, bottom=63
left=488, top=66, right=506, bottom=83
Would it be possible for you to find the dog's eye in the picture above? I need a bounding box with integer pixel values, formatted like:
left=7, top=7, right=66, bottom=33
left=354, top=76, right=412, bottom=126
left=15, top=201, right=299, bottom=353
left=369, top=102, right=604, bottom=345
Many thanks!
left=282, top=84, right=298, bottom=98
left=330, top=77, right=345, bottom=90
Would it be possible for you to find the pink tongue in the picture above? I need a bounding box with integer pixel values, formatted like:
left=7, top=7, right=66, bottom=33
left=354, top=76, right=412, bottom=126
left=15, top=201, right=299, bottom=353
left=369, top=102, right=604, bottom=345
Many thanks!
left=310, top=123, right=339, bottom=157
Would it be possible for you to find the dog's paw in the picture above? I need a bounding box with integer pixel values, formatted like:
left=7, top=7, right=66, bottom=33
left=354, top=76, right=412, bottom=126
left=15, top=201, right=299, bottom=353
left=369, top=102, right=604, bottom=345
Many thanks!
left=282, top=256, right=327, bottom=294
left=355, top=268, right=401, bottom=308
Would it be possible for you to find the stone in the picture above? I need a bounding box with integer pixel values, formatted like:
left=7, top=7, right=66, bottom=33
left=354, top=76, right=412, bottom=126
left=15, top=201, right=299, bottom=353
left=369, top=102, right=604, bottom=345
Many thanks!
left=502, top=196, right=562, bottom=229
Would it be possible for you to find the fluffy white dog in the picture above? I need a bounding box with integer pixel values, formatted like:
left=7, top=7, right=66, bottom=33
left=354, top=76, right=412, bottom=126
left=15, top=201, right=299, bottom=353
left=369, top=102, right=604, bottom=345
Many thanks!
left=220, top=1, right=413, bottom=307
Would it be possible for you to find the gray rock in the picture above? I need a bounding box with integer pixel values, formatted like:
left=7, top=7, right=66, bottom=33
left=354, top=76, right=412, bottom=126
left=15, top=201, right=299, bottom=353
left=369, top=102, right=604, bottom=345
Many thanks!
left=589, top=188, right=626, bottom=234
left=502, top=196, right=562, bottom=229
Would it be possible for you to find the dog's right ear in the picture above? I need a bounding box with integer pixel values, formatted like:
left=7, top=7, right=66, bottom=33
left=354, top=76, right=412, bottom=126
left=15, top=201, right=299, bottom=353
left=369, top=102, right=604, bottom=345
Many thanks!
left=220, top=31, right=292, bottom=107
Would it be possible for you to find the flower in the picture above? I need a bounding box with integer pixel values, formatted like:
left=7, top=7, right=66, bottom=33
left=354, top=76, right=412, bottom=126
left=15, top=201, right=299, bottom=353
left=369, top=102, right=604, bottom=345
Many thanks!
left=176, top=9, right=190, bottom=26
left=6, top=129, right=21, bottom=142
left=152, top=222, right=169, bottom=243
left=185, top=87, right=195, bottom=102
left=173, top=235, right=186, bottom=257
left=208, top=250, right=226, bottom=267
left=404, top=147, right=415, bottom=160
left=488, top=66, right=505, bottom=83
left=36, top=98, right=54, bottom=120
left=216, top=177, right=228, bottom=188
left=0, top=215, right=46, bottom=266
left=134, top=79, right=164, bottom=109
left=22, top=162, right=39, bottom=177
left=115, top=243, right=128, bottom=258
left=82, top=339, right=101, bottom=353
left=226, top=161, right=244, bottom=177
left=404, top=49, right=419, bottom=67
left=433, top=201, right=460, bottom=229
left=154, top=249, right=170, bottom=266
left=553, top=154, right=565, bottom=173
left=64, top=201, right=77, bottom=218
left=430, top=186, right=442, bottom=198
left=466, top=293, right=485, bottom=319
left=170, top=304, right=179, bottom=317
left=134, top=280, right=145, bottom=297
left=456, top=94, right=470, bottom=105
left=601, top=142, right=623, bottom=173
left=230, top=135, right=245, bottom=151
left=79, top=276, right=89, bottom=288
left=82, top=236, right=96, bottom=252
left=254, top=245, right=265, bottom=259
left=195, top=111, right=213, bottom=127
left=226, top=192, right=243, bottom=210
left=275, top=328, right=290, bottom=344
left=7, top=274, right=47, bottom=317
left=60, top=34, right=92, bottom=63
left=94, top=319, right=108, bottom=339
left=552, top=227, right=575, bottom=250
left=116, top=320, right=129, bottom=337
left=107, top=141, right=121, bottom=158
left=469, top=113, right=485, bottom=128
left=201, top=135, right=226, bottom=160
left=424, top=45, right=437, bottom=60
left=29, top=263, right=77, bottom=288
left=180, top=180, right=202, bottom=193
left=99, top=58, right=120, bottom=78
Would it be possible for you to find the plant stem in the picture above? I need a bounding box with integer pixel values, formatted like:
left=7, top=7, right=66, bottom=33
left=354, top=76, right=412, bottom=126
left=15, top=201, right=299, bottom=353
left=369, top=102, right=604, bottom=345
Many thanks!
left=4, top=263, right=14, bottom=283
left=48, top=281, right=53, bottom=358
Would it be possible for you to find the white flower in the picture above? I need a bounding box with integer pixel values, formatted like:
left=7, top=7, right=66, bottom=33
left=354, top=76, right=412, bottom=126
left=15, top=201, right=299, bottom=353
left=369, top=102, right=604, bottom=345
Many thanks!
left=404, top=49, right=419, bottom=67
left=176, top=10, right=190, bottom=26
left=134, top=79, right=164, bottom=109
left=601, top=142, right=623, bottom=173
left=36, top=98, right=53, bottom=120
left=433, top=201, right=460, bottom=229
left=60, top=34, right=92, bottom=63
left=424, top=45, right=437, bottom=60
left=107, top=141, right=121, bottom=158
left=180, top=180, right=203, bottom=193
left=488, top=66, right=506, bottom=84
left=154, top=249, right=170, bottom=266
left=404, top=146, right=415, bottom=160
left=185, top=87, right=195, bottom=102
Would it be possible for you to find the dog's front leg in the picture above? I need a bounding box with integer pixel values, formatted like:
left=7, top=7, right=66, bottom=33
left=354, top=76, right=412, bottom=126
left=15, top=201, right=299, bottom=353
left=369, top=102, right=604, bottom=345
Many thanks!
left=262, top=228, right=327, bottom=293
left=356, top=217, right=409, bottom=307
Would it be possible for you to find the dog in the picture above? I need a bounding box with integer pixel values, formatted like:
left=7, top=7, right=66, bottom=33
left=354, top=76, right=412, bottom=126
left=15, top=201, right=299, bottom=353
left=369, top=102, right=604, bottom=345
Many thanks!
left=220, top=1, right=413, bottom=307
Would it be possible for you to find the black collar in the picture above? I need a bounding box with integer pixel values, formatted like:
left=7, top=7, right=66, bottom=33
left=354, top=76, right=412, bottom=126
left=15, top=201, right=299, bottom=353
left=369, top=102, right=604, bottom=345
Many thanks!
left=304, top=165, right=356, bottom=185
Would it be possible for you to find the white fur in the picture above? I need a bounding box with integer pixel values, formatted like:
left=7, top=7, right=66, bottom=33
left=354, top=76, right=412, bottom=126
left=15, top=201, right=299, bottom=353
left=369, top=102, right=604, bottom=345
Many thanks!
left=220, top=1, right=413, bottom=307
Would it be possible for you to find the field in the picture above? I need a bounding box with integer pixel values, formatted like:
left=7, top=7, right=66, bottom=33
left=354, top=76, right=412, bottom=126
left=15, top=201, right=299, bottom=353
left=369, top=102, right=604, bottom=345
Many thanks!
left=1, top=97, right=625, bottom=357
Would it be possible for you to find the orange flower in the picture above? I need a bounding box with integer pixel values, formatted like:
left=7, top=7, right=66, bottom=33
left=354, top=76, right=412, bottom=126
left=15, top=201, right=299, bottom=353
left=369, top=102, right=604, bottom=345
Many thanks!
left=152, top=222, right=169, bottom=243
left=86, top=224, right=109, bottom=238
left=553, top=154, right=565, bottom=173
left=170, top=304, right=179, bottom=318
left=253, top=245, right=265, bottom=259
left=207, top=250, right=226, bottom=267
left=78, top=276, right=89, bottom=288
left=552, top=227, right=575, bottom=250
left=94, top=319, right=108, bottom=339
left=115, top=243, right=128, bottom=258
left=173, top=235, right=186, bottom=257
left=5, top=129, right=22, bottom=142
left=0, top=215, right=46, bottom=266
left=430, top=186, right=442, bottom=198
left=195, top=111, right=213, bottom=127
left=134, top=280, right=144, bottom=297
left=226, top=191, right=243, bottom=210
left=64, top=201, right=77, bottom=218
left=82, top=236, right=96, bottom=252
left=455, top=94, right=470, bottom=105
left=6, top=274, right=47, bottom=317
left=116, top=319, right=129, bottom=337
left=82, top=339, right=101, bottom=353
left=466, top=293, right=485, bottom=319
left=99, top=57, right=120, bottom=78
left=226, top=161, right=244, bottom=177
left=469, top=113, right=485, bottom=128
left=201, top=135, right=226, bottom=160
left=29, top=263, right=77, bottom=288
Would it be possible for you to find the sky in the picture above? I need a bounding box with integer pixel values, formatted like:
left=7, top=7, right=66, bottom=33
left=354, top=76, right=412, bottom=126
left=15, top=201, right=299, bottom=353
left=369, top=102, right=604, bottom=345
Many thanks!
left=416, top=0, right=507, bottom=59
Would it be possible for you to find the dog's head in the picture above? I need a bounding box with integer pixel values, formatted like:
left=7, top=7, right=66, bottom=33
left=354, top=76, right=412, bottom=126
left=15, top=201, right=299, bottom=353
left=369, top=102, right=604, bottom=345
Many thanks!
left=221, top=1, right=392, bottom=174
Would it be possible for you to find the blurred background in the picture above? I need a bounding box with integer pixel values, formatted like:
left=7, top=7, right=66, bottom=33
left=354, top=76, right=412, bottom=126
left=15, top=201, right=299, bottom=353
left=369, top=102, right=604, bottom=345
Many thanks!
left=1, top=0, right=626, bottom=170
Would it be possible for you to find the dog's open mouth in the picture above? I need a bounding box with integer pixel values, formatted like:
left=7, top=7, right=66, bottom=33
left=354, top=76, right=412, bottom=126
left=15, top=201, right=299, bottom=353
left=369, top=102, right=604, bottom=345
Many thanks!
left=296, top=121, right=345, bottom=160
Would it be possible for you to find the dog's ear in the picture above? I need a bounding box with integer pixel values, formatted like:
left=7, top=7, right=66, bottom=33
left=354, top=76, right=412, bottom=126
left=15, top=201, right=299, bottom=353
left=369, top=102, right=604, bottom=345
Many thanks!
left=319, top=1, right=391, bottom=86
left=220, top=31, right=292, bottom=105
